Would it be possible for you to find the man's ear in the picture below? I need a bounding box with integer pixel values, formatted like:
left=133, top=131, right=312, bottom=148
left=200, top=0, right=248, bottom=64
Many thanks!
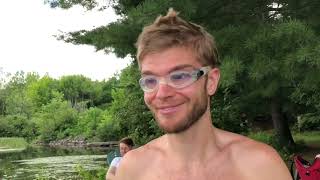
left=206, top=68, right=220, bottom=96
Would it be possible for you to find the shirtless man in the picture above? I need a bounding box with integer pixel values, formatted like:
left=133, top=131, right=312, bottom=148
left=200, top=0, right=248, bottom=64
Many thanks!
left=114, top=8, right=292, bottom=180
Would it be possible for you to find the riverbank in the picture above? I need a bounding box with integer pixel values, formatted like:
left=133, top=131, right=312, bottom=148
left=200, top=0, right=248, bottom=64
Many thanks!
left=35, top=137, right=118, bottom=148
left=0, top=137, right=118, bottom=153
left=0, top=147, right=25, bottom=153
left=0, top=137, right=28, bottom=153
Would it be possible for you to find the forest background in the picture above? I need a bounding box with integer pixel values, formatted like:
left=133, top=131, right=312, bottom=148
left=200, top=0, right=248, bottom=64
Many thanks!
left=0, top=0, right=319, bottom=159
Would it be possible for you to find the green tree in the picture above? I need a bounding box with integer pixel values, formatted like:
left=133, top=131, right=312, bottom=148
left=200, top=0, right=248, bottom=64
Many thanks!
left=220, top=21, right=320, bottom=147
left=26, top=75, right=58, bottom=108
left=4, top=72, right=34, bottom=117
left=34, top=92, right=78, bottom=142
left=92, top=76, right=119, bottom=108
left=45, top=0, right=98, bottom=10
left=58, top=75, right=96, bottom=108
left=0, top=72, right=39, bottom=138
left=278, top=0, right=320, bottom=31
left=72, top=107, right=104, bottom=139
left=107, top=64, right=162, bottom=144
left=97, top=109, right=120, bottom=141
left=51, top=0, right=320, bottom=147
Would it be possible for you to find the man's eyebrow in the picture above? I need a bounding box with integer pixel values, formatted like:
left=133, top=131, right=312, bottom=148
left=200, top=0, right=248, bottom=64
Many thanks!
left=141, top=64, right=195, bottom=75
left=170, top=64, right=194, bottom=72
left=140, top=70, right=155, bottom=76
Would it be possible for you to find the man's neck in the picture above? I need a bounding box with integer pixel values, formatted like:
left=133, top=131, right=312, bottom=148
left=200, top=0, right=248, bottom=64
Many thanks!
left=164, top=111, right=219, bottom=163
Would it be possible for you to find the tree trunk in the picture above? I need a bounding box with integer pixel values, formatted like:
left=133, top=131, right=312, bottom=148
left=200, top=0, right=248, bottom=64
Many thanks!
left=270, top=97, right=295, bottom=148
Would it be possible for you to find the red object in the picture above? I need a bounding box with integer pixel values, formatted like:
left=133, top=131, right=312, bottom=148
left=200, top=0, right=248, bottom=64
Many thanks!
left=294, top=155, right=320, bottom=180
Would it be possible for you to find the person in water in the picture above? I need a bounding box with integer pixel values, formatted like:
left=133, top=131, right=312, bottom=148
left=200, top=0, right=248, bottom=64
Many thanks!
left=105, top=137, right=134, bottom=180
left=114, top=8, right=292, bottom=180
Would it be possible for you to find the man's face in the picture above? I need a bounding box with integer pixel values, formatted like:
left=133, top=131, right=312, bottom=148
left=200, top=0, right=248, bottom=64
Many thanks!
left=119, top=143, right=132, bottom=156
left=140, top=47, right=216, bottom=134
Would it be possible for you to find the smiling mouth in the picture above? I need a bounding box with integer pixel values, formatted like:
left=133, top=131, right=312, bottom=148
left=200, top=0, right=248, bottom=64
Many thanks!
left=157, top=104, right=181, bottom=114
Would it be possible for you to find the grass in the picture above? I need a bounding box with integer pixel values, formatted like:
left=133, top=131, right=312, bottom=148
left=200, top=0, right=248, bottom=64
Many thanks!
left=248, top=131, right=273, bottom=144
left=248, top=131, right=320, bottom=148
left=292, top=131, right=320, bottom=161
left=293, top=131, right=320, bottom=146
left=0, top=137, right=28, bottom=151
left=248, top=131, right=320, bottom=162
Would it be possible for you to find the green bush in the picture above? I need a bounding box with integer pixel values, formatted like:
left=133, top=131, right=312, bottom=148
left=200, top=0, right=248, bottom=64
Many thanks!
left=297, top=113, right=320, bottom=131
left=34, top=94, right=78, bottom=142
left=0, top=116, right=14, bottom=137
left=97, top=111, right=120, bottom=141
left=211, top=89, right=249, bottom=134
left=75, top=165, right=106, bottom=180
left=248, top=131, right=273, bottom=145
left=0, top=115, right=36, bottom=139
left=72, top=107, right=104, bottom=139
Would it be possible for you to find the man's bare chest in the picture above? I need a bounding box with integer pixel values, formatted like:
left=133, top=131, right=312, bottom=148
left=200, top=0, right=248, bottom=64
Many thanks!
left=137, top=161, right=245, bottom=180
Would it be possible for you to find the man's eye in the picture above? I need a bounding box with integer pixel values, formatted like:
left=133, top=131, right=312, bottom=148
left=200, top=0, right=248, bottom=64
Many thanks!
left=170, top=72, right=191, bottom=82
left=144, top=78, right=157, bottom=86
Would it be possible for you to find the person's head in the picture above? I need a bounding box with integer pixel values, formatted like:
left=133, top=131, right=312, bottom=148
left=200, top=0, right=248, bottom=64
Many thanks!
left=136, top=8, right=219, bottom=69
left=119, top=137, right=134, bottom=156
left=136, top=8, right=220, bottom=134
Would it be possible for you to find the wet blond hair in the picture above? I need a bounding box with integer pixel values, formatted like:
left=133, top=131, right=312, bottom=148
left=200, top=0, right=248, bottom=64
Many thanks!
left=135, top=8, right=219, bottom=68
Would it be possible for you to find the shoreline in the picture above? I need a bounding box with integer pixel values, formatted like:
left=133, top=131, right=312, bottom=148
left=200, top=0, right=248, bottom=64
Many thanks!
left=0, top=146, right=26, bottom=153
left=35, top=138, right=118, bottom=148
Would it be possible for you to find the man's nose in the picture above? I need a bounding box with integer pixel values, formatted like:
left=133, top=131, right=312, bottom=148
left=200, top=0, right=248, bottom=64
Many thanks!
left=155, top=80, right=175, bottom=99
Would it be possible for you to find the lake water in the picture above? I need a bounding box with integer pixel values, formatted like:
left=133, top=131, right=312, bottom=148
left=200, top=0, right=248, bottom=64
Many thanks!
left=0, top=146, right=113, bottom=179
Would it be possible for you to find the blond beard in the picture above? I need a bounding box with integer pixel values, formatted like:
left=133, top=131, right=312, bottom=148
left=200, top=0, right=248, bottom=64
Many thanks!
left=154, top=94, right=208, bottom=134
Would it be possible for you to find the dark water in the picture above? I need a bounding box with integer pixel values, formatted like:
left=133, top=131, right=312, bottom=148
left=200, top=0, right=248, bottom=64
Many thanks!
left=0, top=146, right=113, bottom=179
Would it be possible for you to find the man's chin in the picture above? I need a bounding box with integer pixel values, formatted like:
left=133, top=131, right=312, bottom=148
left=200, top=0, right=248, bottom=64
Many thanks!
left=157, top=120, right=190, bottom=134
left=156, top=117, right=176, bottom=132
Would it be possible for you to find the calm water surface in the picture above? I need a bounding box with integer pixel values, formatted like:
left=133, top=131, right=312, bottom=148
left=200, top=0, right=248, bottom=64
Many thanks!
left=0, top=146, right=112, bottom=179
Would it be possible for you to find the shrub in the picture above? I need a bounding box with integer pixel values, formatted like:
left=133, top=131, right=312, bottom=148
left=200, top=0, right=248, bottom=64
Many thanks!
left=75, top=165, right=106, bottom=180
left=297, top=113, right=320, bottom=131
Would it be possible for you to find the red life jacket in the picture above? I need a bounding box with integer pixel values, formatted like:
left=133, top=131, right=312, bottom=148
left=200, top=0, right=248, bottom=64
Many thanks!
left=294, top=155, right=320, bottom=180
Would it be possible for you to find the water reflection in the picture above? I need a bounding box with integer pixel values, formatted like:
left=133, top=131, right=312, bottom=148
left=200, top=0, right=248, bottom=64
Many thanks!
left=0, top=146, right=112, bottom=179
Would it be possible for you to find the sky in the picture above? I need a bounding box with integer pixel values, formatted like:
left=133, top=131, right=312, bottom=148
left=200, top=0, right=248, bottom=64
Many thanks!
left=0, top=0, right=131, bottom=81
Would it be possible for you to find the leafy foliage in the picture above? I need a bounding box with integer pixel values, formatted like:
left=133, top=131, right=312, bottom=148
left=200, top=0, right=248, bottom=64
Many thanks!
left=0, top=0, right=319, bottom=147
left=211, top=89, right=248, bottom=134
left=0, top=72, right=119, bottom=142
left=26, top=75, right=58, bottom=108
left=72, top=107, right=104, bottom=139
left=75, top=165, right=106, bottom=180
left=297, top=113, right=320, bottom=131
left=34, top=92, right=78, bottom=142
left=45, top=0, right=98, bottom=10
left=107, top=64, right=162, bottom=144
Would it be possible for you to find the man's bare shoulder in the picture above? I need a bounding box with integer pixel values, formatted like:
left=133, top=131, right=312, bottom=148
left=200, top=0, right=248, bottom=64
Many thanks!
left=215, top=128, right=279, bottom=157
left=127, top=136, right=165, bottom=160
left=215, top=129, right=291, bottom=180
left=114, top=137, right=165, bottom=180
left=236, top=139, right=291, bottom=179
